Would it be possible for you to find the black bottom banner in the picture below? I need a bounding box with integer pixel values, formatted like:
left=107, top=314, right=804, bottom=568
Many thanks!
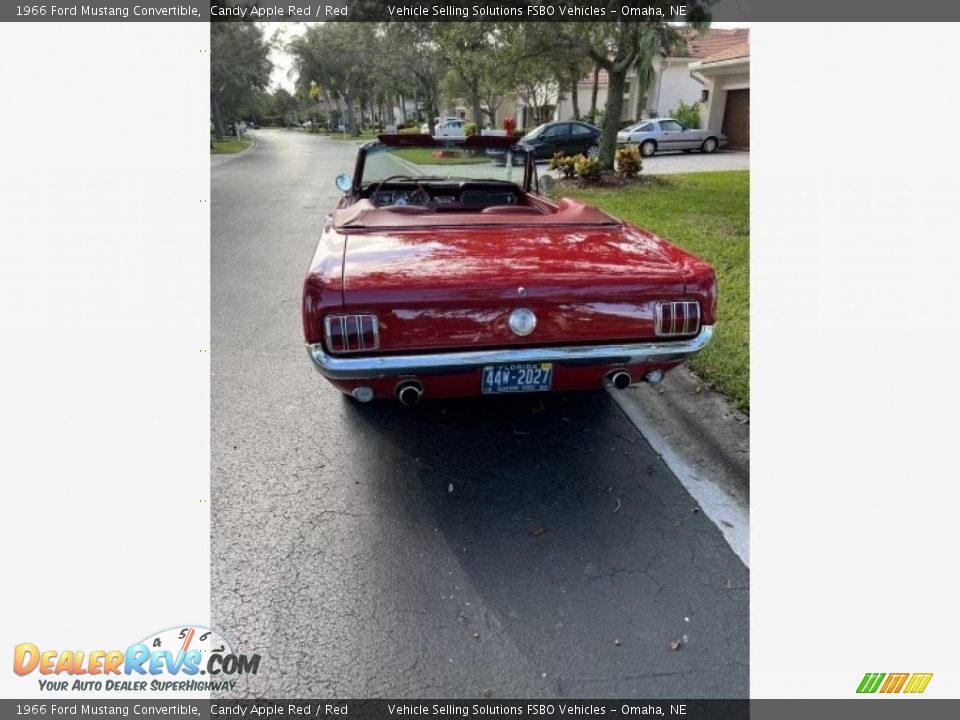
left=4, top=699, right=960, bottom=720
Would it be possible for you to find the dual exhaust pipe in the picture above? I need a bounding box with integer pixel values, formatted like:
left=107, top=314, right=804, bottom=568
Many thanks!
left=396, top=380, right=424, bottom=406
left=351, top=381, right=423, bottom=405
left=386, top=371, right=659, bottom=405
left=606, top=369, right=664, bottom=390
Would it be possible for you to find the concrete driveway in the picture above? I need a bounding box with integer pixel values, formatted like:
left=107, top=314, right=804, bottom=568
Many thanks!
left=635, top=150, right=749, bottom=174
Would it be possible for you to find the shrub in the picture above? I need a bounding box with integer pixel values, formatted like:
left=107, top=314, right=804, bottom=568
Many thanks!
left=582, top=108, right=604, bottom=127
left=615, top=145, right=642, bottom=178
left=548, top=152, right=576, bottom=178
left=465, top=121, right=477, bottom=135
left=573, top=154, right=602, bottom=181
left=670, top=100, right=701, bottom=129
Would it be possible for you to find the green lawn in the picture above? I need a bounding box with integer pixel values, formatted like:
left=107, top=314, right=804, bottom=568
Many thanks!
left=560, top=171, right=749, bottom=410
left=392, top=147, right=491, bottom=165
left=210, top=137, right=251, bottom=154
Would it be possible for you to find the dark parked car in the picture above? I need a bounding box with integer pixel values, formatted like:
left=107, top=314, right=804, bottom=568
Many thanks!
left=520, top=121, right=601, bottom=160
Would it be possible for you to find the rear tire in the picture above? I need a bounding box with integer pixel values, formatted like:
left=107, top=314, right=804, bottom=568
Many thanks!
left=587, top=145, right=599, bottom=158
left=639, top=140, right=657, bottom=157
left=701, top=137, right=718, bottom=154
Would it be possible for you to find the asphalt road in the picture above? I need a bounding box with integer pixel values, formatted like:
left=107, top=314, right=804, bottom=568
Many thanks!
left=211, top=129, right=748, bottom=698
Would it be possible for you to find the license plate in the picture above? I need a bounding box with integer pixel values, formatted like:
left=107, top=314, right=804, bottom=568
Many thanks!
left=481, top=362, right=553, bottom=394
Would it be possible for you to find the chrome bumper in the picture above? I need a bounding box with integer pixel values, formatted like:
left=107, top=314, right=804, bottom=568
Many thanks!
left=307, top=326, right=713, bottom=380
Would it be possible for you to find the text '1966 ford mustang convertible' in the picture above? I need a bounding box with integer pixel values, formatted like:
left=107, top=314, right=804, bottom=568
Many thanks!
left=302, top=134, right=716, bottom=405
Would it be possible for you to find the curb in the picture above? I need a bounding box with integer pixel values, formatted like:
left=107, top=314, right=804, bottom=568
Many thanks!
left=210, top=131, right=258, bottom=168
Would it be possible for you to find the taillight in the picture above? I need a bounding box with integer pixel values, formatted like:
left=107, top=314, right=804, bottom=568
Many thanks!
left=324, top=314, right=379, bottom=353
left=655, top=301, right=700, bottom=337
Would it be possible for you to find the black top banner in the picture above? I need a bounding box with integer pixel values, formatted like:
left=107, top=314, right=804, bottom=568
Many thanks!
left=2, top=699, right=960, bottom=720
left=2, top=0, right=960, bottom=22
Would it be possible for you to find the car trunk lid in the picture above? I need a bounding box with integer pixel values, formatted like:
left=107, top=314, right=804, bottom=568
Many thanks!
left=340, top=224, right=685, bottom=352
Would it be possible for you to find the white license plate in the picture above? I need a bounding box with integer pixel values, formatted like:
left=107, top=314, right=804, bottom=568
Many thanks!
left=481, top=363, right=553, bottom=394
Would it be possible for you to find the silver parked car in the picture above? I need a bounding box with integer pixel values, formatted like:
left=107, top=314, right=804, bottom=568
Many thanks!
left=617, top=118, right=727, bottom=157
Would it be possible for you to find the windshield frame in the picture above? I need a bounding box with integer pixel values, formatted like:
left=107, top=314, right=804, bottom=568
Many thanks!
left=352, top=135, right=535, bottom=194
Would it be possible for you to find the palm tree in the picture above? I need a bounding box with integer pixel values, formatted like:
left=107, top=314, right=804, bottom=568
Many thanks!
left=632, top=26, right=687, bottom=119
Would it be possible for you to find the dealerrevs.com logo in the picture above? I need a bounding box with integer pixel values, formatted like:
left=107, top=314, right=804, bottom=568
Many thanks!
left=857, top=672, right=933, bottom=695
left=13, top=625, right=260, bottom=692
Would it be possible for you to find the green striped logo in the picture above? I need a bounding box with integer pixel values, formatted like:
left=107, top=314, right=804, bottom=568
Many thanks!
left=857, top=672, right=932, bottom=694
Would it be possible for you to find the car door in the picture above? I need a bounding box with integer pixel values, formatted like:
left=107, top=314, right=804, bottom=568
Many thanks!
left=538, top=123, right=571, bottom=157
left=657, top=119, right=690, bottom=152
left=569, top=123, right=598, bottom=154
left=673, top=121, right=702, bottom=149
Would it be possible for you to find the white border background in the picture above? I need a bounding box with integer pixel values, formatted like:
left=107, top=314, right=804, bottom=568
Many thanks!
left=0, top=20, right=958, bottom=701
left=752, top=23, right=960, bottom=697
left=0, top=22, right=210, bottom=698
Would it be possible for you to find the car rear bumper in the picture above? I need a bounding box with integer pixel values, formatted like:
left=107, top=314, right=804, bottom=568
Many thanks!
left=307, top=326, right=713, bottom=380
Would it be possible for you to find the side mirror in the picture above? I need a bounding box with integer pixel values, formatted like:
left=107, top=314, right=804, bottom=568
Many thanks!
left=335, top=174, right=352, bottom=193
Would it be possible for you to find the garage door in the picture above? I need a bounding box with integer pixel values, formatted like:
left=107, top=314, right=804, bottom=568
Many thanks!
left=722, top=89, right=749, bottom=150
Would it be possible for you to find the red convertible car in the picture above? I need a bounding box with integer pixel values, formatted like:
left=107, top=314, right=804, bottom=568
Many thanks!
left=302, top=134, right=716, bottom=405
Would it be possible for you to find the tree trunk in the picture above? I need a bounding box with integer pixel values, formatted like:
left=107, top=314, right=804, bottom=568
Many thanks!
left=598, top=68, right=627, bottom=169
left=467, top=77, right=481, bottom=130
left=589, top=62, right=600, bottom=116
left=570, top=67, right=581, bottom=121
left=323, top=90, right=333, bottom=129
left=345, top=93, right=356, bottom=135
left=211, top=93, right=226, bottom=141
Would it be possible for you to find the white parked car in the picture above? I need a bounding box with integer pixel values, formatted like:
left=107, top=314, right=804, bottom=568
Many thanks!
left=419, top=117, right=467, bottom=137
left=617, top=118, right=727, bottom=157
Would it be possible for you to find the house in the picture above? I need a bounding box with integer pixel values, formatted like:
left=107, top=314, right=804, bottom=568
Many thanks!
left=643, top=28, right=749, bottom=123
left=441, top=26, right=750, bottom=141
left=689, top=38, right=750, bottom=149
left=551, top=27, right=749, bottom=138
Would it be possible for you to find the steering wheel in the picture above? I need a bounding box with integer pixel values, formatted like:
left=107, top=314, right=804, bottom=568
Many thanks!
left=371, top=175, right=415, bottom=206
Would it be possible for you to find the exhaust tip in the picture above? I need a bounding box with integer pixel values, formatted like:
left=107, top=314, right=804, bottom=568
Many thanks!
left=396, top=381, right=423, bottom=406
left=351, top=386, right=375, bottom=403
left=645, top=369, right=664, bottom=385
left=608, top=371, right=632, bottom=390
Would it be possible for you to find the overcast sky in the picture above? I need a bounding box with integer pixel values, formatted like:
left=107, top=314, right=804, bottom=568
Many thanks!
left=267, top=22, right=310, bottom=93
